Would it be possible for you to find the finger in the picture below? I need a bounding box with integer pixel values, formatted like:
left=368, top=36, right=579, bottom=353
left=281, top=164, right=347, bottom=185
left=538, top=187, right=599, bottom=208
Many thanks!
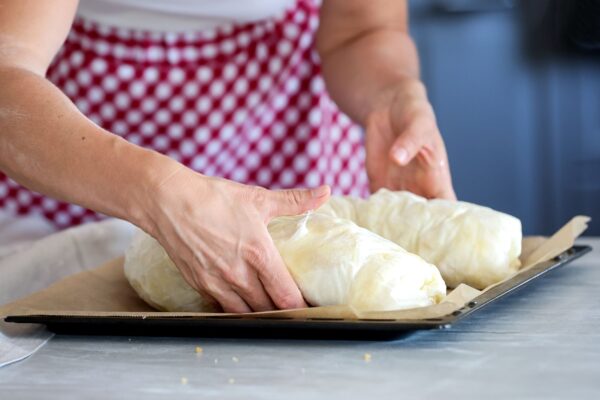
left=418, top=145, right=457, bottom=200
left=432, top=168, right=457, bottom=200
left=415, top=144, right=438, bottom=167
left=174, top=251, right=252, bottom=313
left=176, top=254, right=259, bottom=313
left=266, top=185, right=330, bottom=219
left=437, top=185, right=457, bottom=201
left=389, top=124, right=427, bottom=167
left=202, top=276, right=253, bottom=314
left=245, top=233, right=307, bottom=310
left=365, top=115, right=389, bottom=193
left=368, top=177, right=384, bottom=194
left=225, top=267, right=276, bottom=312
left=169, top=255, right=220, bottom=308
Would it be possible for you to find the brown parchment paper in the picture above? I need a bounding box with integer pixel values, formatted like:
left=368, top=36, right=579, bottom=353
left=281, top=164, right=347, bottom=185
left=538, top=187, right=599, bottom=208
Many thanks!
left=0, top=216, right=590, bottom=321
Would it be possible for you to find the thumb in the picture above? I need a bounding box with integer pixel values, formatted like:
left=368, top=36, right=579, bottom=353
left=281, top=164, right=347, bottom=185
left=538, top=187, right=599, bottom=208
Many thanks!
left=267, top=185, right=330, bottom=219
left=389, top=126, right=424, bottom=167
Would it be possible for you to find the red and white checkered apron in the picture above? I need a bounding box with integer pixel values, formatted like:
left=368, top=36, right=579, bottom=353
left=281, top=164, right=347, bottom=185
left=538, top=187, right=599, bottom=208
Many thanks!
left=0, top=0, right=368, bottom=229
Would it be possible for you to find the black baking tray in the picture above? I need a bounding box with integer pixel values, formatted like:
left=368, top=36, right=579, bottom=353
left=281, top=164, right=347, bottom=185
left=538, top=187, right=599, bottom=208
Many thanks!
left=5, top=245, right=592, bottom=340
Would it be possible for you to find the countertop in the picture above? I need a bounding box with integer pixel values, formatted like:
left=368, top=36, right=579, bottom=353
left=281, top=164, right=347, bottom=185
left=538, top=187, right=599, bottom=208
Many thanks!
left=1, top=238, right=599, bottom=400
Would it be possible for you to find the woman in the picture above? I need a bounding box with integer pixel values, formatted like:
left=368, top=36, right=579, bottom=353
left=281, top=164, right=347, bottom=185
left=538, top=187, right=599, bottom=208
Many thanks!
left=0, top=0, right=455, bottom=312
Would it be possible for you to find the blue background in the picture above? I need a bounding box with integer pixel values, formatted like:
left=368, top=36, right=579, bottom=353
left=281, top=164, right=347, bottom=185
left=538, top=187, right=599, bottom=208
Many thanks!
left=408, top=0, right=600, bottom=235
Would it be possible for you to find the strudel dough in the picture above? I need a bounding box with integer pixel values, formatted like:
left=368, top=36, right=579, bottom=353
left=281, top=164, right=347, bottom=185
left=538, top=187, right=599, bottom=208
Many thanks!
left=124, top=212, right=446, bottom=312
left=318, top=189, right=522, bottom=289
left=124, top=231, right=219, bottom=312
left=268, top=213, right=446, bottom=311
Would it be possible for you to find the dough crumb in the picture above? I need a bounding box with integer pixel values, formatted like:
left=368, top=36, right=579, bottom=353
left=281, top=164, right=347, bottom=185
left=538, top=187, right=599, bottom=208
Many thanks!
left=181, top=377, right=188, bottom=385
left=195, top=346, right=203, bottom=354
left=232, top=356, right=239, bottom=363
left=228, top=378, right=235, bottom=384
left=363, top=353, right=372, bottom=362
left=214, top=358, right=219, bottom=364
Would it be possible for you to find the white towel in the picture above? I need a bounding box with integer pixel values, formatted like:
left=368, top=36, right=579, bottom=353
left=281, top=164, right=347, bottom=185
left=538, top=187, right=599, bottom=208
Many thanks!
left=0, top=214, right=135, bottom=367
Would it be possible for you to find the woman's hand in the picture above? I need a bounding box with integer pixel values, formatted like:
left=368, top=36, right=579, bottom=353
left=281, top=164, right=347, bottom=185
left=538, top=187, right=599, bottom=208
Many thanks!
left=141, top=165, right=330, bottom=313
left=365, top=80, right=456, bottom=200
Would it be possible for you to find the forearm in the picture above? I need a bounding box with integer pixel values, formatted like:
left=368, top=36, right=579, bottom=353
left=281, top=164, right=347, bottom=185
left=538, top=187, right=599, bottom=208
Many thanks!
left=0, top=65, right=180, bottom=229
left=319, top=29, right=427, bottom=125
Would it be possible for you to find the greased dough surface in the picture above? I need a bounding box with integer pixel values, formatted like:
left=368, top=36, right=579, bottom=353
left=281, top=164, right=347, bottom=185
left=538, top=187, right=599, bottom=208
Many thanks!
left=318, top=189, right=522, bottom=289
left=124, top=212, right=446, bottom=312
left=268, top=213, right=446, bottom=311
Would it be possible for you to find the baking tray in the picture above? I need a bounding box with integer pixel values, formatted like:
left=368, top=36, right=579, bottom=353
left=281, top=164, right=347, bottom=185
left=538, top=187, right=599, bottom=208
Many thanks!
left=5, top=245, right=592, bottom=340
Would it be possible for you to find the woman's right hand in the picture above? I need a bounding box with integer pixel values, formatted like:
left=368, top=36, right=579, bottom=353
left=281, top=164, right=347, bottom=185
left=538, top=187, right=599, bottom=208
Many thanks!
left=140, top=165, right=330, bottom=313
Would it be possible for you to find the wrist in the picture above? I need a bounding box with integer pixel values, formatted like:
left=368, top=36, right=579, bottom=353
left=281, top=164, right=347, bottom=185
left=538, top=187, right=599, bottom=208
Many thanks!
left=364, top=77, right=428, bottom=122
left=124, top=148, right=185, bottom=235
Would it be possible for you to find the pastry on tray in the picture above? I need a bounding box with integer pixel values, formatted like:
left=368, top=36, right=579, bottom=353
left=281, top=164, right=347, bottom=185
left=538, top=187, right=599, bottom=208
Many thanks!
left=124, top=190, right=522, bottom=312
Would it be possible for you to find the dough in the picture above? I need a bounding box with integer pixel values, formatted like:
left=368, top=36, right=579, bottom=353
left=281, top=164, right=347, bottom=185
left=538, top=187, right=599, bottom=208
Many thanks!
left=124, top=188, right=521, bottom=313
left=124, top=232, right=219, bottom=312
left=124, top=212, right=446, bottom=313
left=268, top=213, right=446, bottom=311
left=318, top=189, right=522, bottom=289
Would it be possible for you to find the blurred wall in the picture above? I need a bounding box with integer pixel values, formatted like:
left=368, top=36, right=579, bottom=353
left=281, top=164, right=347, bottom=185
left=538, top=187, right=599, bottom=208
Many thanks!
left=409, top=0, right=600, bottom=235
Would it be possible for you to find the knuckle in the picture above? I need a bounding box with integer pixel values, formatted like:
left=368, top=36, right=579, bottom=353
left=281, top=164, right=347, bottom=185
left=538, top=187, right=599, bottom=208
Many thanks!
left=173, top=258, right=207, bottom=290
left=286, top=189, right=305, bottom=207
left=275, top=290, right=302, bottom=310
left=242, top=242, right=269, bottom=269
left=226, top=271, right=254, bottom=294
left=202, top=278, right=221, bottom=297
left=249, top=185, right=268, bottom=205
left=219, top=267, right=239, bottom=286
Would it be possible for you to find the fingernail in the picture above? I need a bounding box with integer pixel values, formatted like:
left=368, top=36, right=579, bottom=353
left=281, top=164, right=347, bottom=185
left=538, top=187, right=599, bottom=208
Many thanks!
left=311, top=185, right=330, bottom=198
left=393, top=147, right=409, bottom=165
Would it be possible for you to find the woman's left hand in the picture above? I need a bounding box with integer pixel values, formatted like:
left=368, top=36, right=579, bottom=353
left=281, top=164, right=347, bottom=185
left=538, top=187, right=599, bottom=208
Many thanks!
left=365, top=79, right=456, bottom=200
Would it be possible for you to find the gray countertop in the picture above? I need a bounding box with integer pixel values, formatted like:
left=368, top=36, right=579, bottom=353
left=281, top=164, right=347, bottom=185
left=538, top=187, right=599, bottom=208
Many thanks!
left=1, top=239, right=599, bottom=400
